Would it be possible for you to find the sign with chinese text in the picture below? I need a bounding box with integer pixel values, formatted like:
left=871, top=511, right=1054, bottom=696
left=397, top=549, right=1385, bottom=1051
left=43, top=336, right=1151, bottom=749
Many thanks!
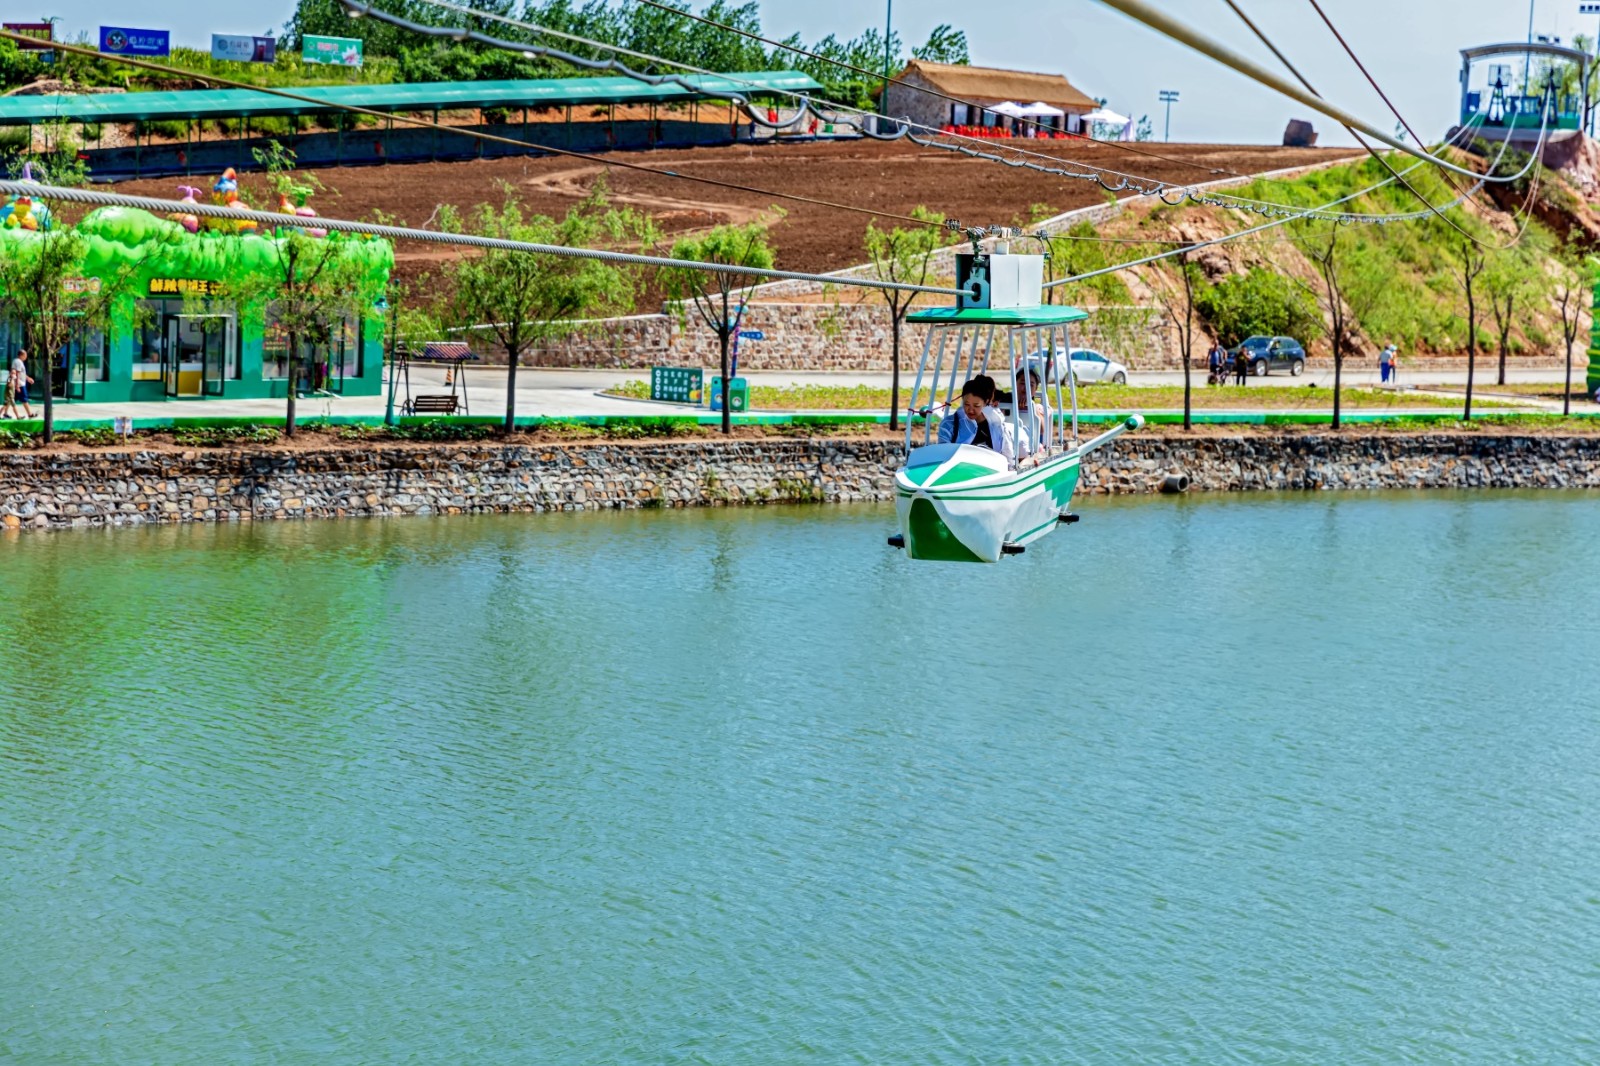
left=210, top=34, right=276, bottom=63
left=302, top=34, right=363, bottom=67
left=148, top=278, right=223, bottom=297
left=3, top=22, right=53, bottom=50
left=650, top=366, right=703, bottom=405
left=99, top=25, right=169, bottom=57
left=63, top=276, right=102, bottom=294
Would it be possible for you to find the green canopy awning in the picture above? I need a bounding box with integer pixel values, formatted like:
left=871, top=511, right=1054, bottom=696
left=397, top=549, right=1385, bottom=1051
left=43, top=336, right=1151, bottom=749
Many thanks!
left=0, top=71, right=824, bottom=125
left=908, top=305, right=1089, bottom=326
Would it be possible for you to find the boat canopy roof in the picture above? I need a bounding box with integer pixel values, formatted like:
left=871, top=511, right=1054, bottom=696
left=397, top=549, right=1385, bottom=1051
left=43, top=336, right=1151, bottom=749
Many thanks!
left=907, top=305, right=1089, bottom=326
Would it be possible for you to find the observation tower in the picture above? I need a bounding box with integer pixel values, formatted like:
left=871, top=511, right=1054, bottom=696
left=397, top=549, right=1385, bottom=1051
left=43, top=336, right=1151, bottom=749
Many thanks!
left=1453, top=41, right=1592, bottom=166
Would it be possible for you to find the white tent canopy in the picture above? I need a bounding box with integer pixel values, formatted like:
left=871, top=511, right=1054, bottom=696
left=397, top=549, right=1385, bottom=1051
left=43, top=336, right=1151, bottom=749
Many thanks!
left=1018, top=101, right=1066, bottom=118
left=988, top=100, right=1027, bottom=117
left=1081, top=107, right=1130, bottom=127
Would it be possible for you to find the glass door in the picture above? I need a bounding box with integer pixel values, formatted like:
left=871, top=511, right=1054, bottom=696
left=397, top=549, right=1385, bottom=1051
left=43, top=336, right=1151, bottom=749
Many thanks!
left=203, top=329, right=226, bottom=396
left=162, top=319, right=186, bottom=396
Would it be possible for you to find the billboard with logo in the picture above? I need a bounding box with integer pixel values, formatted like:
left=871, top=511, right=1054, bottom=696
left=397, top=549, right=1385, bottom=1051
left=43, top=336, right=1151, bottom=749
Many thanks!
left=210, top=33, right=276, bottom=63
left=302, top=34, right=363, bottom=67
left=99, top=26, right=171, bottom=58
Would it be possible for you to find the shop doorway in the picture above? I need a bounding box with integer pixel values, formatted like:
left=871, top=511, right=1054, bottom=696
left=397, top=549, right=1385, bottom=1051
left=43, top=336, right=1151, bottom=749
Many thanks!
left=162, top=314, right=235, bottom=397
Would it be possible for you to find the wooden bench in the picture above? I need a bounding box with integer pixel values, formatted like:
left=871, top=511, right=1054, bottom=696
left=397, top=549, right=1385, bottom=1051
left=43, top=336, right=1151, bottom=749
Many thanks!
left=407, top=394, right=459, bottom=415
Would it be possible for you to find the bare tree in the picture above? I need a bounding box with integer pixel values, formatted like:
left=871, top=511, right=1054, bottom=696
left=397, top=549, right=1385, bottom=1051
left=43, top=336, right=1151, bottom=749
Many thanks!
left=1458, top=239, right=1488, bottom=420
left=1554, top=253, right=1592, bottom=418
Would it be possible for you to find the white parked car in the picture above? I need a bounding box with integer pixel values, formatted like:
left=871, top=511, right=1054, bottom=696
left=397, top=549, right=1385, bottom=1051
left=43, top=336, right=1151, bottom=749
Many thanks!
left=1026, top=347, right=1130, bottom=386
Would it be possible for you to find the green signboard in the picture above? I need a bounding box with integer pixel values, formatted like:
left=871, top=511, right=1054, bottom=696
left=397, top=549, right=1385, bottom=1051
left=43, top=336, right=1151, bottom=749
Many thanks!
left=651, top=366, right=703, bottom=405
left=302, top=34, right=363, bottom=67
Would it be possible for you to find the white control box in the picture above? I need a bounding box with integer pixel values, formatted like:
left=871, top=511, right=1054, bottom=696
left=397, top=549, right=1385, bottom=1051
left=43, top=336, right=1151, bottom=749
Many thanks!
left=956, top=253, right=1044, bottom=310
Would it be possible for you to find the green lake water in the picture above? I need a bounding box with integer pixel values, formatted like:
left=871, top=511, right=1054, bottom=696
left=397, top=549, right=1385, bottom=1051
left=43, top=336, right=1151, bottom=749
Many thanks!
left=3, top=492, right=1599, bottom=1063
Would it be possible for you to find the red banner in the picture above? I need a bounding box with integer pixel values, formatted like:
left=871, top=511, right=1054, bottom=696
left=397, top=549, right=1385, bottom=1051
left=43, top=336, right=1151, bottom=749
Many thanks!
left=3, top=22, right=54, bottom=50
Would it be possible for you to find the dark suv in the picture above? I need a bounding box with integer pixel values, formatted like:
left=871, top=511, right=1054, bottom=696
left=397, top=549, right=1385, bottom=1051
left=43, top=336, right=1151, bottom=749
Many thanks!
left=1232, top=335, right=1306, bottom=377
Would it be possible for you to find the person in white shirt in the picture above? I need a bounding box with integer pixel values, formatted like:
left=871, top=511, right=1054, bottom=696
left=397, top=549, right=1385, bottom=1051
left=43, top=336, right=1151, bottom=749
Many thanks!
left=937, top=376, right=1014, bottom=459
left=3, top=350, right=32, bottom=419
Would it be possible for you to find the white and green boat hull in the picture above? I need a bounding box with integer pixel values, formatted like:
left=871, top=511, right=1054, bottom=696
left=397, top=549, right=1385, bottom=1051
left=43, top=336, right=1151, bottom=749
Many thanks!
left=893, top=416, right=1143, bottom=564
left=894, top=444, right=1081, bottom=563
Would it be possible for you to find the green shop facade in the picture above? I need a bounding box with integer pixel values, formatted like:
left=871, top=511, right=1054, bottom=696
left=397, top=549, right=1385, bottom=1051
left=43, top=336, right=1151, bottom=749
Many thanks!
left=0, top=206, right=392, bottom=404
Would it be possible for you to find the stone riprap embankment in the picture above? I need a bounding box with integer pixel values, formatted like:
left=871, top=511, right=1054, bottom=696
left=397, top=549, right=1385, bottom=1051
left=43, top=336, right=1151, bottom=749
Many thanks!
left=2, top=434, right=1598, bottom=531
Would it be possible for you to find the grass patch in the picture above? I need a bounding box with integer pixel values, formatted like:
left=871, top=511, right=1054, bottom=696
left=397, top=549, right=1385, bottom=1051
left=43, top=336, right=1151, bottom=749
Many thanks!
left=607, top=380, right=1474, bottom=411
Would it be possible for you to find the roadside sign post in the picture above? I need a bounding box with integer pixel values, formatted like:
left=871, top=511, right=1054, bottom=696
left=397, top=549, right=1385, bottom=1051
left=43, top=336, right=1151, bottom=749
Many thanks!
left=650, top=366, right=704, bottom=405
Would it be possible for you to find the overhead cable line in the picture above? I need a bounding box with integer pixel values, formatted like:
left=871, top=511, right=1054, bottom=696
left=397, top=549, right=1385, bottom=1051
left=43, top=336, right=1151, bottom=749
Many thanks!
left=0, top=179, right=975, bottom=297
left=1043, top=117, right=1542, bottom=289
left=625, top=0, right=1273, bottom=183
left=609, top=0, right=1491, bottom=222
left=0, top=29, right=945, bottom=231
left=1299, top=0, right=1546, bottom=250
left=1220, top=0, right=1501, bottom=248
left=1092, top=0, right=1538, bottom=183
left=389, top=0, right=1467, bottom=227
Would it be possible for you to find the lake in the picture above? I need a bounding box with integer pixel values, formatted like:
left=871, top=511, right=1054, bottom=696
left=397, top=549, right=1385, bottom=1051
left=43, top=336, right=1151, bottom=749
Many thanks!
left=3, top=492, right=1598, bottom=1063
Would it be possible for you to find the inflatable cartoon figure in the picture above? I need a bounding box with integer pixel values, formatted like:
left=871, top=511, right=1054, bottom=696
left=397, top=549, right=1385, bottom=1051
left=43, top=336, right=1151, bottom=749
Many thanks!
left=169, top=185, right=201, bottom=233
left=209, top=168, right=257, bottom=234
left=278, top=186, right=327, bottom=239
left=0, top=162, right=52, bottom=231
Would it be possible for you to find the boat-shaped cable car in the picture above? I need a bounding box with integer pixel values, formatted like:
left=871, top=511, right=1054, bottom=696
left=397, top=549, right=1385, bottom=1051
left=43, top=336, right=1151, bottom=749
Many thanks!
left=889, top=247, right=1142, bottom=563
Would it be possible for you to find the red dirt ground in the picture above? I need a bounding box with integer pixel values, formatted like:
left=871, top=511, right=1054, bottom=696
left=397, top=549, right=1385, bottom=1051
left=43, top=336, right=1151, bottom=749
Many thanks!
left=111, top=138, right=1349, bottom=293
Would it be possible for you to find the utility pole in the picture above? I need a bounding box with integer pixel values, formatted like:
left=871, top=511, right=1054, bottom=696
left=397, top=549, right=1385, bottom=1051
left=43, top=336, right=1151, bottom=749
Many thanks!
left=1581, top=2, right=1600, bottom=133
left=882, top=0, right=893, bottom=118
left=1159, top=89, right=1180, bottom=140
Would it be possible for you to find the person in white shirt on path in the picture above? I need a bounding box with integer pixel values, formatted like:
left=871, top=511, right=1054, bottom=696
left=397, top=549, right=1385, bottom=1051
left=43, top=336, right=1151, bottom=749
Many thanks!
left=3, top=350, right=33, bottom=420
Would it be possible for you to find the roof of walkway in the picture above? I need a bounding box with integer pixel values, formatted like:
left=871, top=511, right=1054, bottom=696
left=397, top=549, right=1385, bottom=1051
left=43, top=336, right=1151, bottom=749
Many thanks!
left=0, top=70, right=823, bottom=124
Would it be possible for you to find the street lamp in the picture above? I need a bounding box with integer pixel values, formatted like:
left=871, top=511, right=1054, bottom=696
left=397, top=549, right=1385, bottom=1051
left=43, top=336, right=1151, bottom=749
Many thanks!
left=1581, top=2, right=1600, bottom=133
left=1159, top=89, right=1180, bottom=141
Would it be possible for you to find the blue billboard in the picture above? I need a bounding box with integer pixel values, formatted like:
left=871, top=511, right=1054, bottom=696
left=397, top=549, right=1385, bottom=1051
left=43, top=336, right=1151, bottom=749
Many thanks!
left=99, top=26, right=171, bottom=57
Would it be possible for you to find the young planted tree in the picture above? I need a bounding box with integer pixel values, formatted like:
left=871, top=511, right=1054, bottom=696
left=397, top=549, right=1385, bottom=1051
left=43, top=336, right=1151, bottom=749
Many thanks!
left=661, top=218, right=778, bottom=435
left=0, top=228, right=141, bottom=442
left=222, top=227, right=383, bottom=436
left=1484, top=253, right=1533, bottom=386
left=1293, top=223, right=1383, bottom=429
left=863, top=206, right=944, bottom=430
left=443, top=182, right=653, bottom=434
left=1143, top=247, right=1199, bottom=430
left=1458, top=239, right=1488, bottom=420
left=1554, top=253, right=1593, bottom=417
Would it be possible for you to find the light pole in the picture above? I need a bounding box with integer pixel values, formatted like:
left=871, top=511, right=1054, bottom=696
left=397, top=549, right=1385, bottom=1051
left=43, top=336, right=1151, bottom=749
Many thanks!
left=881, top=0, right=893, bottom=119
left=1581, top=2, right=1600, bottom=133
left=1159, top=89, right=1179, bottom=141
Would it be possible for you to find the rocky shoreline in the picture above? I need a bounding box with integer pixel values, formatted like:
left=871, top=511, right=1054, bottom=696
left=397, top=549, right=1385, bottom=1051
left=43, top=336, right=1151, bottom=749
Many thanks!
left=2, top=433, right=1598, bottom=531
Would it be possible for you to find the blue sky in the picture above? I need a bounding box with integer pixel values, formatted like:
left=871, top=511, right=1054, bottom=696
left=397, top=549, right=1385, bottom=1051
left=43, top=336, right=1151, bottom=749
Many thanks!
left=46, top=0, right=1591, bottom=144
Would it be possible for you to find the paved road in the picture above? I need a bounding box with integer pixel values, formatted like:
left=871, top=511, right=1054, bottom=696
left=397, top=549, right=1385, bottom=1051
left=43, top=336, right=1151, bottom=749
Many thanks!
left=29, top=364, right=1583, bottom=423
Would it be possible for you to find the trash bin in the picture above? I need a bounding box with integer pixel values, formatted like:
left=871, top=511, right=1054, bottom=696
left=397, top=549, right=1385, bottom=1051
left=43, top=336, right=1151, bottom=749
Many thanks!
left=710, top=376, right=748, bottom=413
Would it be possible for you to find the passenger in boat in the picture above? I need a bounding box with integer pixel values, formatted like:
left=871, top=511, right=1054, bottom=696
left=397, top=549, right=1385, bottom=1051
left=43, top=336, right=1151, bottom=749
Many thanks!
left=938, top=376, right=1014, bottom=458
left=1011, top=366, right=1047, bottom=457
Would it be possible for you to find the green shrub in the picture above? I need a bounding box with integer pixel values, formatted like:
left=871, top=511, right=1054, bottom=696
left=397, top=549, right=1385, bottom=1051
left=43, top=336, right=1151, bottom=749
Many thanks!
left=62, top=426, right=117, bottom=446
left=389, top=420, right=495, bottom=442
left=0, top=425, right=32, bottom=449
left=1195, top=268, right=1323, bottom=348
left=172, top=425, right=281, bottom=446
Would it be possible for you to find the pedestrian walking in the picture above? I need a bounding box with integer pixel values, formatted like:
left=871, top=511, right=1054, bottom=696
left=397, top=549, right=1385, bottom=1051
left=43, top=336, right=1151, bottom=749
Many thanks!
left=1207, top=340, right=1228, bottom=385
left=3, top=349, right=34, bottom=419
left=1234, top=346, right=1250, bottom=386
left=1388, top=347, right=1400, bottom=387
left=1379, top=344, right=1394, bottom=385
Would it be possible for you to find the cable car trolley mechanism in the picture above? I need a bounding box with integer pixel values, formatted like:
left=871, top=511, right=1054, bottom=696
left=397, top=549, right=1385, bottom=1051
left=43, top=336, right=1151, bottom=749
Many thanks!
left=888, top=243, right=1142, bottom=563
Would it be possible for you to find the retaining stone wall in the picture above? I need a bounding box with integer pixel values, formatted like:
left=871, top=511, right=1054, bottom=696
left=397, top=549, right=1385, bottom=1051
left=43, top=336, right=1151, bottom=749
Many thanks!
left=3, top=434, right=1598, bottom=531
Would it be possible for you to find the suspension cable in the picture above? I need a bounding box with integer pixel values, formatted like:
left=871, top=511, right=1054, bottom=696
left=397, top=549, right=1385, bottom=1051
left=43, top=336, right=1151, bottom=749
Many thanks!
left=1042, top=117, right=1544, bottom=289
left=391, top=0, right=1476, bottom=227
left=1, top=180, right=972, bottom=297
left=0, top=28, right=940, bottom=231
left=1093, top=0, right=1539, bottom=183
left=625, top=0, right=1283, bottom=184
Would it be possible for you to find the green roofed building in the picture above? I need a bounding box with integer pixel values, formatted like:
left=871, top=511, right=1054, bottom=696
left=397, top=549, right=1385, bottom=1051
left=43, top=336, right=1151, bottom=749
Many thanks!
left=0, top=205, right=392, bottom=404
